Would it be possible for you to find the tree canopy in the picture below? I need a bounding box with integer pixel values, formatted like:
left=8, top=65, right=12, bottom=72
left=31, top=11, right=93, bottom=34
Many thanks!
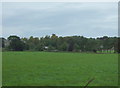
left=1, top=34, right=119, bottom=53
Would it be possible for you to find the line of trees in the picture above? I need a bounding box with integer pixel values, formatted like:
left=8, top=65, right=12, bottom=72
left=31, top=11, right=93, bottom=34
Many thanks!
left=1, top=34, right=120, bottom=53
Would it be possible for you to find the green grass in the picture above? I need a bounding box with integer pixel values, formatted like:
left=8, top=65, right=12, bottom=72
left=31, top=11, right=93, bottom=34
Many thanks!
left=2, top=52, right=118, bottom=86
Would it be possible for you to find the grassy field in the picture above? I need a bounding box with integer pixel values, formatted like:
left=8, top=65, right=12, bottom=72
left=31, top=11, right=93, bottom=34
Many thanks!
left=2, top=52, right=118, bottom=86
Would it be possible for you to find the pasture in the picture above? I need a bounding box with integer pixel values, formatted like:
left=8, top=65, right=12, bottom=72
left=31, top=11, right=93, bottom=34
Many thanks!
left=2, top=52, right=118, bottom=86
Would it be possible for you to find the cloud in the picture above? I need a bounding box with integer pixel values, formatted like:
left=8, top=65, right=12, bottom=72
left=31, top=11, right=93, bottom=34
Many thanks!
left=2, top=2, right=118, bottom=38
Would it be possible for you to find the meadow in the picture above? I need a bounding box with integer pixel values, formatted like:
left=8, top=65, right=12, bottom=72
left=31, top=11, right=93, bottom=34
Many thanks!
left=2, top=52, right=118, bottom=86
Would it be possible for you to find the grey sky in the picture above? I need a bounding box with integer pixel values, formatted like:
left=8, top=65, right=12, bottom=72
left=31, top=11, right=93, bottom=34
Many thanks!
left=2, top=2, right=118, bottom=38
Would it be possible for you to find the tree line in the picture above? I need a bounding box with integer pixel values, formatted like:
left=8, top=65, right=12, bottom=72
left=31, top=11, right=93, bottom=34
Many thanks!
left=1, top=34, right=120, bottom=53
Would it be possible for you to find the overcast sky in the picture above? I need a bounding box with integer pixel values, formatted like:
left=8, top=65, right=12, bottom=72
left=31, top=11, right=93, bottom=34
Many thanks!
left=2, top=2, right=118, bottom=38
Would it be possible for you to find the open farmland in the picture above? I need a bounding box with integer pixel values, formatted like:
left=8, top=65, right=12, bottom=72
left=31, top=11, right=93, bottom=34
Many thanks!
left=2, top=52, right=118, bottom=86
